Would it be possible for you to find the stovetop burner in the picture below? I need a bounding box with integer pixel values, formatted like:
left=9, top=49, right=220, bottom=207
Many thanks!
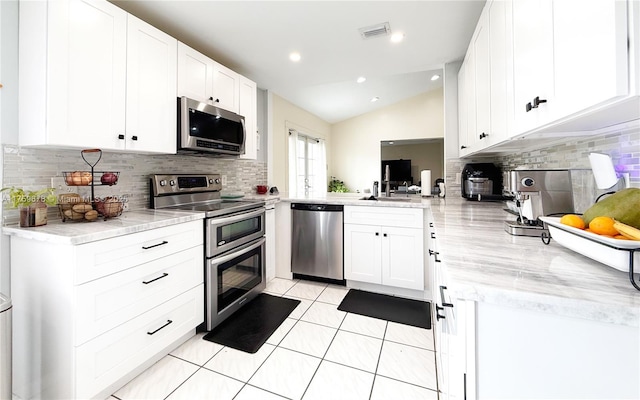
left=150, top=174, right=265, bottom=217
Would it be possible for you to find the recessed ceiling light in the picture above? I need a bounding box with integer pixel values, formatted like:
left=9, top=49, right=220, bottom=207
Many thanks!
left=371, top=97, right=379, bottom=102
left=389, top=141, right=394, bottom=145
left=289, top=52, right=301, bottom=62
left=357, top=76, right=366, bottom=83
left=390, top=32, right=405, bottom=43
left=431, top=74, right=440, bottom=81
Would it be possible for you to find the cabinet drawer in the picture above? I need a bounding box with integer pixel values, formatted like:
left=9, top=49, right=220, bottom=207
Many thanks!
left=344, top=205, right=423, bottom=229
left=75, top=220, right=203, bottom=284
left=75, top=285, right=204, bottom=400
left=75, top=246, right=203, bottom=345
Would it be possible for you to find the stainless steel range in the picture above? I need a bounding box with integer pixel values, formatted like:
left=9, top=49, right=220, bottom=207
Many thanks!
left=150, top=174, right=266, bottom=330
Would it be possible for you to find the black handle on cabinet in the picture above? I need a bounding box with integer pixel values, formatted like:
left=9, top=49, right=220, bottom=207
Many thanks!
left=375, top=232, right=379, bottom=236
left=142, top=272, right=169, bottom=285
left=383, top=233, right=388, bottom=237
left=479, top=132, right=488, bottom=139
left=430, top=232, right=436, bottom=239
left=526, top=102, right=532, bottom=112
left=429, top=249, right=441, bottom=263
left=147, top=320, right=173, bottom=335
left=118, top=134, right=125, bottom=140
left=460, top=145, right=467, bottom=150
left=436, top=305, right=446, bottom=321
left=214, top=98, right=220, bottom=103
left=429, top=222, right=434, bottom=228
left=439, top=285, right=454, bottom=308
left=532, top=96, right=547, bottom=108
left=131, top=135, right=138, bottom=141
left=142, top=240, right=168, bottom=250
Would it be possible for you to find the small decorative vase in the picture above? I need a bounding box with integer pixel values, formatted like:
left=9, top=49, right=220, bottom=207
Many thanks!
left=19, top=202, right=48, bottom=227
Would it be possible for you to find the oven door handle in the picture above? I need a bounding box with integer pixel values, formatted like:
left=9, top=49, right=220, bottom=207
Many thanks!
left=210, top=237, right=266, bottom=265
left=210, top=207, right=264, bottom=226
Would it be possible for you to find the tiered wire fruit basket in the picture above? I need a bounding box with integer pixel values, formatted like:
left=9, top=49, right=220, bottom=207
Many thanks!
left=59, top=149, right=124, bottom=222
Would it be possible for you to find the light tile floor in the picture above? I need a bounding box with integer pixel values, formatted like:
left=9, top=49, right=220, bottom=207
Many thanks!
left=110, top=278, right=438, bottom=400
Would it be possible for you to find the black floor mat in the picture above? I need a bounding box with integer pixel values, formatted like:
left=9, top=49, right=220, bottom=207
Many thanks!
left=203, top=294, right=300, bottom=353
left=337, top=289, right=431, bottom=329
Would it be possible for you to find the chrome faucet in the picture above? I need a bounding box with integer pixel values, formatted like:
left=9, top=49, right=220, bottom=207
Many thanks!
left=384, top=164, right=391, bottom=197
left=373, top=181, right=379, bottom=197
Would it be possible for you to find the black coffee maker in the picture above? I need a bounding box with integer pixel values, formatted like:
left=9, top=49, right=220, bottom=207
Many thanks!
left=461, top=163, right=507, bottom=201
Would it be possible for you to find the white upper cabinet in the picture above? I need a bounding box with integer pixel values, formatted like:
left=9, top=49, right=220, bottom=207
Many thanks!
left=125, top=15, right=177, bottom=153
left=459, top=0, right=635, bottom=155
left=177, top=42, right=215, bottom=104
left=177, top=42, right=242, bottom=114
left=457, top=60, right=470, bottom=156
left=212, top=62, right=240, bottom=113
left=19, top=0, right=177, bottom=153
left=550, top=0, right=629, bottom=120
left=472, top=13, right=491, bottom=146
left=238, top=76, right=258, bottom=160
left=487, top=0, right=513, bottom=145
left=511, top=0, right=556, bottom=135
left=21, top=0, right=127, bottom=150
left=512, top=0, right=630, bottom=136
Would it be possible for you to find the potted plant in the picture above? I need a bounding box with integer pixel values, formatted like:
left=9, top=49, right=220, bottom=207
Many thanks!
left=328, top=177, right=349, bottom=193
left=1, top=187, right=57, bottom=227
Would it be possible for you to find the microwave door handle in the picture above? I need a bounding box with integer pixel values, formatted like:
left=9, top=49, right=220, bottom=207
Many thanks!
left=210, top=237, right=266, bottom=265
left=211, top=208, right=264, bottom=226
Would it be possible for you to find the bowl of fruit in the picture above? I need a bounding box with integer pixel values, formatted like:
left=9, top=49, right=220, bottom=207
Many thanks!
left=539, top=188, right=640, bottom=273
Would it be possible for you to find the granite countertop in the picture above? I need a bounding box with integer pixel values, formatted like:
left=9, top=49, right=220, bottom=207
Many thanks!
left=2, top=209, right=205, bottom=245
left=430, top=198, right=640, bottom=326
left=275, top=192, right=434, bottom=208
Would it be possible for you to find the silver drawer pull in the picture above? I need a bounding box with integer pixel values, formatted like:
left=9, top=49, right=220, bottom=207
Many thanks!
left=142, top=240, right=168, bottom=250
left=142, top=272, right=169, bottom=285
left=147, top=320, right=173, bottom=335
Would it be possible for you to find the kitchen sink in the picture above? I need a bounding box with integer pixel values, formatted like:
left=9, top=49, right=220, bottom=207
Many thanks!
left=359, top=196, right=413, bottom=202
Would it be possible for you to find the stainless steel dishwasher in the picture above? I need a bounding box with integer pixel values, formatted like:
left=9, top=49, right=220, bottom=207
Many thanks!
left=291, top=203, right=344, bottom=282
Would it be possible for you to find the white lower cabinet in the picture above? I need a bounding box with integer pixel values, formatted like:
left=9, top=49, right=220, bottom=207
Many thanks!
left=344, top=206, right=424, bottom=291
left=11, top=220, right=204, bottom=400
left=428, top=208, right=639, bottom=400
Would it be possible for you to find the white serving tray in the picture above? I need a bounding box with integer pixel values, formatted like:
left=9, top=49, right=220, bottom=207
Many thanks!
left=540, top=216, right=640, bottom=273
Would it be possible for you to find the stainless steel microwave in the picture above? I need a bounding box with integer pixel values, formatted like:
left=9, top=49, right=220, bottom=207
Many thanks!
left=177, top=96, right=245, bottom=156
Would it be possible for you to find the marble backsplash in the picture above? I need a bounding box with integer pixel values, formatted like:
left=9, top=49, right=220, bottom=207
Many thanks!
left=446, top=126, right=640, bottom=212
left=2, top=145, right=267, bottom=223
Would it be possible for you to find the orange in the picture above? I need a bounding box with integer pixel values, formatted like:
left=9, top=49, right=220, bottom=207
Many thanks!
left=589, top=216, right=619, bottom=236
left=560, top=214, right=585, bottom=229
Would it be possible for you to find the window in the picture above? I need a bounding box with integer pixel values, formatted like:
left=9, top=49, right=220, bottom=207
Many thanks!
left=288, top=129, right=327, bottom=197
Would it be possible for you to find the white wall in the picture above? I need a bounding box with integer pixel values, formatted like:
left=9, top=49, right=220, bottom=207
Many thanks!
left=269, top=93, right=331, bottom=194
left=330, top=89, right=444, bottom=193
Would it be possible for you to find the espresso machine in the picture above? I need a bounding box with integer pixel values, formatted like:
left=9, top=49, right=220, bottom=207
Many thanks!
left=504, top=169, right=575, bottom=236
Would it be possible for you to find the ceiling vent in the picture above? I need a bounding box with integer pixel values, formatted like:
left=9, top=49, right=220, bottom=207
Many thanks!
left=359, top=22, right=391, bottom=40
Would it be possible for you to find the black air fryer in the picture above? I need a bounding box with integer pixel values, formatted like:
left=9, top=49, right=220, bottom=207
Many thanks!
left=461, top=163, right=507, bottom=201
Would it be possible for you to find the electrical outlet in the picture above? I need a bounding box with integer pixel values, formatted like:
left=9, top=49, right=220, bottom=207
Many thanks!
left=455, top=172, right=462, bottom=185
left=221, top=175, right=227, bottom=185
left=51, top=177, right=78, bottom=194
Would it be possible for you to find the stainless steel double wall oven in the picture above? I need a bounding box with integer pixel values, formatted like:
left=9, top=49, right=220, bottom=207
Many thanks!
left=151, top=174, right=266, bottom=330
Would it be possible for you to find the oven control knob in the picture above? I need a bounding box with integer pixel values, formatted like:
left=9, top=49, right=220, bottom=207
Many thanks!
left=159, top=180, right=167, bottom=187
left=522, top=177, right=535, bottom=187
left=209, top=179, right=214, bottom=184
left=169, top=180, right=176, bottom=186
left=214, top=178, right=221, bottom=184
